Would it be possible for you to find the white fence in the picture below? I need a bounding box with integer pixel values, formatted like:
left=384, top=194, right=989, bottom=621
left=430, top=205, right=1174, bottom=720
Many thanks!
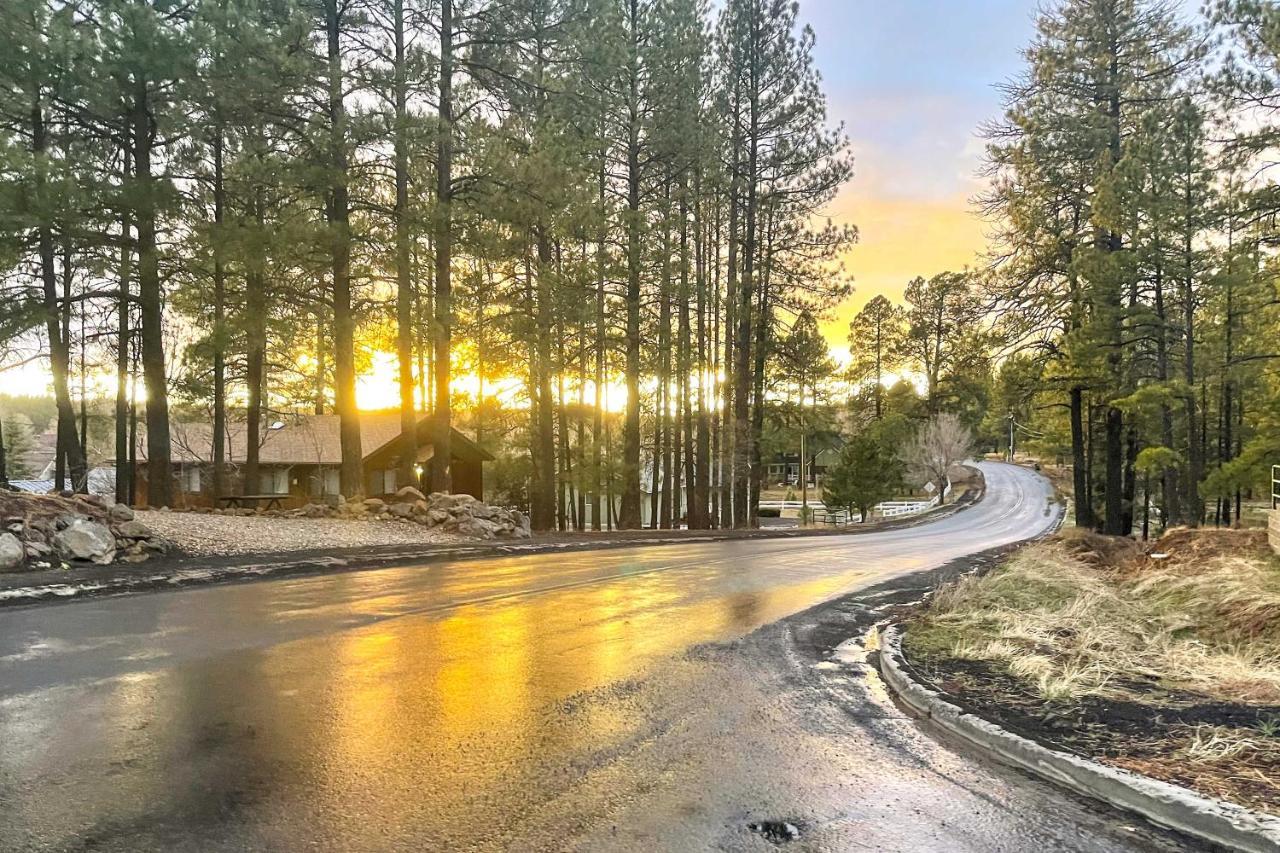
left=758, top=480, right=951, bottom=523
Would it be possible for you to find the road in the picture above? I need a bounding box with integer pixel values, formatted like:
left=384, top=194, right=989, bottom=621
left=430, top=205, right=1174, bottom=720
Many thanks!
left=0, top=463, right=1197, bottom=851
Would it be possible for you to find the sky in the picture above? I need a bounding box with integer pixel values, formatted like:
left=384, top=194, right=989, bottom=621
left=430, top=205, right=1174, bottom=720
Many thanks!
left=805, top=0, right=1044, bottom=347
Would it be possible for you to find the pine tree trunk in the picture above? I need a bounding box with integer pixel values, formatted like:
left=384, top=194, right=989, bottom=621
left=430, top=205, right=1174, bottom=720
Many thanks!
left=431, top=0, right=453, bottom=493
left=327, top=0, right=362, bottom=496
left=33, top=89, right=87, bottom=495
left=1152, top=259, right=1177, bottom=526
left=244, top=188, right=267, bottom=496
left=210, top=134, right=227, bottom=501
left=733, top=18, right=760, bottom=529
left=619, top=0, right=643, bottom=529
left=394, top=0, right=417, bottom=488
left=1070, top=386, right=1091, bottom=528
left=115, top=147, right=134, bottom=505
left=532, top=235, right=558, bottom=530
left=133, top=75, right=171, bottom=507
left=592, top=159, right=606, bottom=531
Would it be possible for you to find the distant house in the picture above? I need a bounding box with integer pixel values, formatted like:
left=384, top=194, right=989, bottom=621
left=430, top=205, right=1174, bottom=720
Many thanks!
left=10, top=466, right=117, bottom=497
left=766, top=446, right=841, bottom=488
left=124, top=412, right=492, bottom=508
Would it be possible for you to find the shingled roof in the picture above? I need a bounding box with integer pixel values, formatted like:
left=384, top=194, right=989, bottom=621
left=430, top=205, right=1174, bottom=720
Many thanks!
left=129, top=412, right=491, bottom=465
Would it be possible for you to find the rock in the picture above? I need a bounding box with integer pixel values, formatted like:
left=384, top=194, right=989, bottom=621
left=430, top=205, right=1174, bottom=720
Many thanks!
left=390, top=503, right=414, bottom=519
left=429, top=492, right=478, bottom=512
left=24, top=539, right=52, bottom=558
left=395, top=486, right=426, bottom=503
left=426, top=509, right=450, bottom=526
left=109, top=503, right=135, bottom=522
left=453, top=518, right=495, bottom=539
left=115, top=519, right=154, bottom=539
left=0, top=532, right=24, bottom=570
left=413, top=499, right=429, bottom=514
left=54, top=514, right=82, bottom=531
left=142, top=537, right=170, bottom=554
left=53, top=519, right=116, bottom=564
left=362, top=498, right=387, bottom=512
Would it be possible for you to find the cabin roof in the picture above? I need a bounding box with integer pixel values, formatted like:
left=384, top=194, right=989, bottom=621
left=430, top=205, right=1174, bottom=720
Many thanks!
left=127, top=413, right=493, bottom=466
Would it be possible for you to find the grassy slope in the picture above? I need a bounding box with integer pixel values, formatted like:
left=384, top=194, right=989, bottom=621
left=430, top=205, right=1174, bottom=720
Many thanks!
left=904, top=528, right=1280, bottom=813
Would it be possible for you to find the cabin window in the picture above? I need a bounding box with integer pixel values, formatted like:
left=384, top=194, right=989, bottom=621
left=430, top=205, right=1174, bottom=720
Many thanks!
left=260, top=469, right=288, bottom=495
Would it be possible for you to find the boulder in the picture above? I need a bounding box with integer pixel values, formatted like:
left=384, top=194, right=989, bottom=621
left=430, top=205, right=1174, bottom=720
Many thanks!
left=363, top=498, right=387, bottom=512
left=395, top=486, right=426, bottom=503
left=53, top=519, right=116, bottom=564
left=0, top=533, right=23, bottom=571
left=115, top=519, right=154, bottom=540
left=427, top=509, right=450, bottom=526
left=109, top=503, right=135, bottom=522
left=452, top=518, right=496, bottom=540
left=390, top=503, right=414, bottom=519
left=430, top=492, right=478, bottom=512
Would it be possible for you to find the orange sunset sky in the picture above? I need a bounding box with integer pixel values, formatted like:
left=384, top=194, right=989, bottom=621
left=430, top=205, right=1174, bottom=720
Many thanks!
left=809, top=0, right=1044, bottom=351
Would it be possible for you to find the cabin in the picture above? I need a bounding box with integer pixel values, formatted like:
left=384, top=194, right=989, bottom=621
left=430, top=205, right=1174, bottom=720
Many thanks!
left=124, top=412, right=492, bottom=508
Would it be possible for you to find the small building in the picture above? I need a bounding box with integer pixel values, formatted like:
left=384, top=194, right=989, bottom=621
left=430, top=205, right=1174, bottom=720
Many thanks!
left=765, top=446, right=841, bottom=488
left=124, top=412, right=492, bottom=508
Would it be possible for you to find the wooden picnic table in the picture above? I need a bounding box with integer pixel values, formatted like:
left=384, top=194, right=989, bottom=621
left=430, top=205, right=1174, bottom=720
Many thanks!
left=216, top=494, right=286, bottom=511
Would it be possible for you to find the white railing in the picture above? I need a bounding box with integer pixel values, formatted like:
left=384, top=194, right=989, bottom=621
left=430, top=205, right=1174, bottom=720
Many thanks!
left=1272, top=464, right=1279, bottom=510
left=758, top=478, right=952, bottom=522
left=876, top=499, right=936, bottom=518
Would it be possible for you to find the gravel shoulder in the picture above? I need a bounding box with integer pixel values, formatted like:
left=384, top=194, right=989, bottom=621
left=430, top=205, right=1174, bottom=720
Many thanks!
left=135, top=510, right=464, bottom=556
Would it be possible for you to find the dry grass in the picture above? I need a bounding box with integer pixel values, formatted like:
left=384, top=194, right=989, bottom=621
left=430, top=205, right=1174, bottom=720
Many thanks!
left=909, top=528, right=1280, bottom=705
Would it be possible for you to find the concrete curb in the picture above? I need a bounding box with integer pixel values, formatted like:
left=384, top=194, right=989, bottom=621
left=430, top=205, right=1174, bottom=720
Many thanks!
left=877, top=625, right=1280, bottom=853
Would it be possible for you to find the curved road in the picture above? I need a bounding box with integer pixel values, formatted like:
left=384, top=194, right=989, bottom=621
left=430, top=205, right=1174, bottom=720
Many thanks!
left=0, top=464, right=1196, bottom=851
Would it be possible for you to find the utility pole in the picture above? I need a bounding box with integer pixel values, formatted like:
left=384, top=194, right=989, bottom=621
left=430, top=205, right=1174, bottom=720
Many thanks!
left=1007, top=412, right=1015, bottom=462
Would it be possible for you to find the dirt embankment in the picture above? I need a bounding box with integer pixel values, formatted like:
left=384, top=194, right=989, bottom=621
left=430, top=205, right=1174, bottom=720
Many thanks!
left=902, top=527, right=1280, bottom=815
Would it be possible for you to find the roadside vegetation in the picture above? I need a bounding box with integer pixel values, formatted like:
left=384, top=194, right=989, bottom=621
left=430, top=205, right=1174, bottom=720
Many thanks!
left=904, top=528, right=1280, bottom=814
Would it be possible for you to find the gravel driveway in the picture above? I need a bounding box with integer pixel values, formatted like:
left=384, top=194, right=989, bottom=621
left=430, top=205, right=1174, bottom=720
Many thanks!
left=136, top=511, right=463, bottom=557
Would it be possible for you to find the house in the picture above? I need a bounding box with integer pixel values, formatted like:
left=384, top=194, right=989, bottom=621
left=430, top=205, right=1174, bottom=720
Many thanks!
left=124, top=412, right=493, bottom=508
left=765, top=446, right=841, bottom=488
left=11, top=466, right=117, bottom=496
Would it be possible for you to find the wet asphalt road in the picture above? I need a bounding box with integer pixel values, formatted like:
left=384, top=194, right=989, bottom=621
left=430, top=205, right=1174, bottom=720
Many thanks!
left=0, top=463, right=1201, bottom=852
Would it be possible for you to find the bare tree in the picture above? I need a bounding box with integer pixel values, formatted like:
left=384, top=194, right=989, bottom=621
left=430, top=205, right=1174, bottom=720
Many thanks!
left=904, top=413, right=972, bottom=505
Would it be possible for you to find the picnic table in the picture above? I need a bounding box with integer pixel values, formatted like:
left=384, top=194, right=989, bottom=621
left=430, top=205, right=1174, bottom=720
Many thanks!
left=216, top=494, right=286, bottom=511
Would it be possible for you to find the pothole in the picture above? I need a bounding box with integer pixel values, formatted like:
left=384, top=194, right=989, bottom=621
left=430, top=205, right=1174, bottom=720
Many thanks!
left=748, top=820, right=801, bottom=844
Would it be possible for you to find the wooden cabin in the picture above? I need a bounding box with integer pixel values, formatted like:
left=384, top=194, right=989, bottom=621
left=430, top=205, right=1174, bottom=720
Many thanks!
left=124, top=412, right=492, bottom=508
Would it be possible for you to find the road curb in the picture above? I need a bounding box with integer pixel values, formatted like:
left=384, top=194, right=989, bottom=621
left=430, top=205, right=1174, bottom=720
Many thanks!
left=877, top=625, right=1280, bottom=853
